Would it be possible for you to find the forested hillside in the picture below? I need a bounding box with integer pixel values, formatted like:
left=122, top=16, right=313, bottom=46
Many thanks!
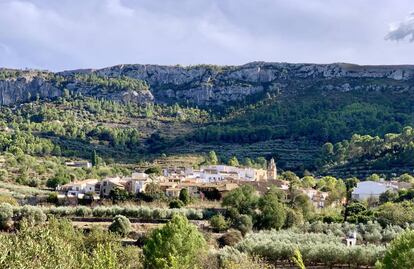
left=0, top=62, right=414, bottom=177
left=319, top=126, right=414, bottom=177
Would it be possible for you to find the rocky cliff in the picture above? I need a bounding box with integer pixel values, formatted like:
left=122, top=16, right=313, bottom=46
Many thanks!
left=1, top=62, right=414, bottom=106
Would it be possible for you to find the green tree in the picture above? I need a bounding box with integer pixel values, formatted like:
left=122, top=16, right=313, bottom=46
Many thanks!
left=378, top=230, right=414, bottom=269
left=206, top=150, right=218, bottom=165
left=243, top=157, right=254, bottom=167
left=143, top=182, right=165, bottom=201
left=344, top=177, right=359, bottom=221
left=398, top=173, right=414, bottom=183
left=257, top=189, right=286, bottom=230
left=222, top=185, right=258, bottom=215
left=322, top=142, right=334, bottom=155
left=169, top=199, right=184, bottom=209
left=210, top=214, right=229, bottom=232
left=144, top=166, right=162, bottom=175
left=228, top=156, right=240, bottom=167
left=233, top=214, right=253, bottom=236
left=109, top=188, right=130, bottom=202
left=367, top=173, right=381, bottom=181
left=91, top=149, right=98, bottom=167
left=143, top=214, right=207, bottom=269
left=301, top=176, right=316, bottom=188
left=108, top=215, right=131, bottom=237
left=179, top=188, right=191, bottom=205
left=281, top=171, right=299, bottom=182
left=379, top=190, right=398, bottom=204
left=284, top=208, right=304, bottom=228
left=46, top=170, right=70, bottom=190
left=255, top=157, right=267, bottom=169
left=0, top=218, right=138, bottom=268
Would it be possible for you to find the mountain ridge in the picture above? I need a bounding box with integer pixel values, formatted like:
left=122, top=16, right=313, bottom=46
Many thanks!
left=1, top=61, right=414, bottom=107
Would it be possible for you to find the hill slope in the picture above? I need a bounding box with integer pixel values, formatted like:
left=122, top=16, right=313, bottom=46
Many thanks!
left=1, top=62, right=414, bottom=174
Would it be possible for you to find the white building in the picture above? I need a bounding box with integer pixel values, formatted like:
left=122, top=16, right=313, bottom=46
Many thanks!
left=99, top=177, right=126, bottom=196
left=65, top=161, right=92, bottom=168
left=162, top=164, right=269, bottom=184
left=59, top=179, right=99, bottom=198
left=302, top=188, right=329, bottom=208
left=126, top=172, right=152, bottom=193
left=199, top=165, right=258, bottom=183
left=351, top=181, right=395, bottom=201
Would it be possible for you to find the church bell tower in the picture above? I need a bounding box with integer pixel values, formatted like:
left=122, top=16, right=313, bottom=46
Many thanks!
left=267, top=158, right=277, bottom=180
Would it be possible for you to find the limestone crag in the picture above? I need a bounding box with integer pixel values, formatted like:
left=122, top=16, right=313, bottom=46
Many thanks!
left=1, top=62, right=414, bottom=106
left=0, top=76, right=61, bottom=105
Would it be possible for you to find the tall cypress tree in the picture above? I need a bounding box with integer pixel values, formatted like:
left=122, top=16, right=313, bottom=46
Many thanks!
left=91, top=149, right=98, bottom=167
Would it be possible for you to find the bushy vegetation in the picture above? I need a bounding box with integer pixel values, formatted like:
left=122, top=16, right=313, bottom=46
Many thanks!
left=11, top=205, right=205, bottom=220
left=143, top=214, right=207, bottom=269
left=299, top=220, right=408, bottom=244
left=235, top=230, right=386, bottom=267
left=320, top=126, right=414, bottom=174
left=377, top=230, right=414, bottom=269
left=0, top=218, right=140, bottom=269
left=192, top=89, right=414, bottom=146
left=210, top=214, right=229, bottom=232
left=73, top=73, right=149, bottom=94
left=109, top=215, right=132, bottom=237
left=222, top=185, right=314, bottom=233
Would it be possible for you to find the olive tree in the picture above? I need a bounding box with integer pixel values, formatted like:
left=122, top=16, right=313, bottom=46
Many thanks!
left=0, top=203, right=13, bottom=230
left=108, top=215, right=131, bottom=237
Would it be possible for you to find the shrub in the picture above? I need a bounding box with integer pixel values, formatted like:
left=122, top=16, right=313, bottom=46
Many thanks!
left=0, top=195, right=18, bottom=206
left=108, top=215, right=132, bottom=237
left=144, top=167, right=161, bottom=175
left=27, top=178, right=40, bottom=188
left=186, top=208, right=203, bottom=220
left=210, top=214, right=229, bottom=232
left=233, top=214, right=253, bottom=236
left=218, top=229, right=243, bottom=247
left=139, top=206, right=152, bottom=219
left=152, top=208, right=167, bottom=219
left=17, top=205, right=47, bottom=226
left=218, top=247, right=274, bottom=269
left=93, top=206, right=110, bottom=217
left=284, top=208, right=304, bottom=228
left=75, top=206, right=92, bottom=217
left=0, top=218, right=140, bottom=268
left=235, top=230, right=386, bottom=267
left=179, top=188, right=191, bottom=205
left=169, top=199, right=184, bottom=209
left=47, top=193, right=59, bottom=204
left=0, top=203, right=14, bottom=230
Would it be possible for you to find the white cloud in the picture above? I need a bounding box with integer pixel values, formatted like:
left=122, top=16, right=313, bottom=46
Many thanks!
left=386, top=12, right=414, bottom=41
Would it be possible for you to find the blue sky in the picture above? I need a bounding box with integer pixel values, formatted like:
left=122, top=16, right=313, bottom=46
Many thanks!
left=0, top=0, right=413, bottom=71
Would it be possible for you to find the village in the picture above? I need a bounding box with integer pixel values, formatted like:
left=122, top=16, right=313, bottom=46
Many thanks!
left=57, top=158, right=410, bottom=210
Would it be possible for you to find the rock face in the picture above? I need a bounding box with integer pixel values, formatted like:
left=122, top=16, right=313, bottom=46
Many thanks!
left=1, top=62, right=414, bottom=106
left=87, top=62, right=414, bottom=105
left=0, top=75, right=61, bottom=105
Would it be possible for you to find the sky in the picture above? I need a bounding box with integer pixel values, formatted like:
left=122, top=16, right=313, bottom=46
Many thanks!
left=0, top=0, right=414, bottom=71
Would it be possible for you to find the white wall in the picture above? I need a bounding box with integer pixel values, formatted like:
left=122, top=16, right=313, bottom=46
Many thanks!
left=352, top=181, right=391, bottom=200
